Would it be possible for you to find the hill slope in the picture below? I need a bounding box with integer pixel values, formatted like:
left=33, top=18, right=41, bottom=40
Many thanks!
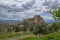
left=21, top=32, right=60, bottom=40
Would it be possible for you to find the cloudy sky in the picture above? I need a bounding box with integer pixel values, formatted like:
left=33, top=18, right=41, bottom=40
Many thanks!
left=0, top=0, right=60, bottom=20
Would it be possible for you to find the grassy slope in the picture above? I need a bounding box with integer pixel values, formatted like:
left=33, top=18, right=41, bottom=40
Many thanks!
left=0, top=32, right=32, bottom=40
left=21, top=32, right=60, bottom=40
left=0, top=32, right=60, bottom=40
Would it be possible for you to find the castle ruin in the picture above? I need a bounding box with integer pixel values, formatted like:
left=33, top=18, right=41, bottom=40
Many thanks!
left=23, top=15, right=45, bottom=26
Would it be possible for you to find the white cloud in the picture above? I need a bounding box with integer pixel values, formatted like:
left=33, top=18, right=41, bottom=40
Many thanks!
left=0, top=0, right=60, bottom=20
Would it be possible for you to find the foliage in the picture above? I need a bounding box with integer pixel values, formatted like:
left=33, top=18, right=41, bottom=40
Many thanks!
left=0, top=22, right=60, bottom=38
left=50, top=7, right=60, bottom=20
left=20, top=26, right=27, bottom=31
left=32, top=23, right=60, bottom=36
left=33, top=24, right=48, bottom=36
left=13, top=27, right=21, bottom=32
left=52, top=23, right=59, bottom=32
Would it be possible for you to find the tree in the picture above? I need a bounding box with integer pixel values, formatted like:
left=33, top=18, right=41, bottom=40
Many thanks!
left=50, top=7, right=60, bottom=20
left=7, top=28, right=12, bottom=32
left=33, top=24, right=48, bottom=37
left=52, top=23, right=59, bottom=32
left=13, top=27, right=21, bottom=32
left=20, top=26, right=27, bottom=31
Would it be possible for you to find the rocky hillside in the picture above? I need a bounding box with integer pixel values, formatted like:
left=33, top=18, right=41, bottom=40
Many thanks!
left=22, top=15, right=45, bottom=26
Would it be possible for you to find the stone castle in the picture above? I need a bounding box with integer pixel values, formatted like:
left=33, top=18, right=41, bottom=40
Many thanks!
left=22, top=15, right=45, bottom=26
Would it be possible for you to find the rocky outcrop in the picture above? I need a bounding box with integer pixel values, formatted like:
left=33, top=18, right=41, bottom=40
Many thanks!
left=23, top=15, right=45, bottom=26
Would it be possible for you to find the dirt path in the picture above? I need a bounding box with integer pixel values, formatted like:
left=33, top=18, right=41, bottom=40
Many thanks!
left=19, top=35, right=36, bottom=40
left=1, top=35, right=36, bottom=40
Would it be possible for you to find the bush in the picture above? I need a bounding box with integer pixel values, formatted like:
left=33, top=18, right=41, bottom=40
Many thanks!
left=13, top=27, right=21, bottom=32
left=33, top=24, right=48, bottom=36
left=20, top=26, right=27, bottom=31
